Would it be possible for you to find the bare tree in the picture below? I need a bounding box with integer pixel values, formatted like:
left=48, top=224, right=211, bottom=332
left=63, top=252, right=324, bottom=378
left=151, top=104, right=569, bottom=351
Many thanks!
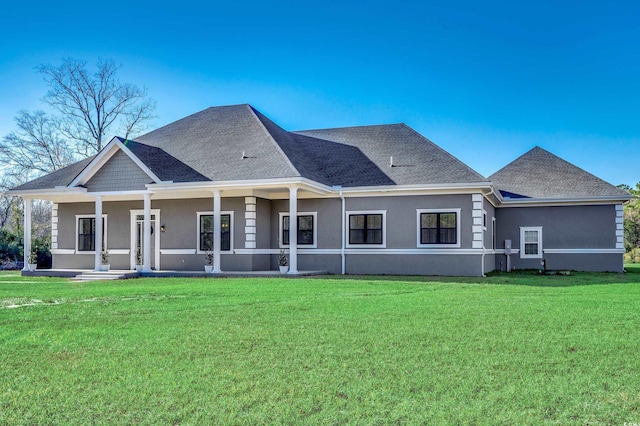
left=37, top=58, right=156, bottom=156
left=0, top=110, right=76, bottom=179
left=0, top=172, right=24, bottom=229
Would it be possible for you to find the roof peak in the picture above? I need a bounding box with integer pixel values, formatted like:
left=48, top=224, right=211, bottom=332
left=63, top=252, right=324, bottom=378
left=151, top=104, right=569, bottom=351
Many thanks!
left=490, top=145, right=628, bottom=199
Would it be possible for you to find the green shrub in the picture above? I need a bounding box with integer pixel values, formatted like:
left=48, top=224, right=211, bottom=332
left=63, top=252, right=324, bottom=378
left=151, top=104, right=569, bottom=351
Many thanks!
left=0, top=228, right=21, bottom=261
left=623, top=247, right=640, bottom=263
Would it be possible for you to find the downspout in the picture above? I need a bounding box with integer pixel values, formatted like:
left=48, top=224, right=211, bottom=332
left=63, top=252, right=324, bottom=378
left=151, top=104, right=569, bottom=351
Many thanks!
left=481, top=187, right=497, bottom=277
left=340, top=188, right=346, bottom=275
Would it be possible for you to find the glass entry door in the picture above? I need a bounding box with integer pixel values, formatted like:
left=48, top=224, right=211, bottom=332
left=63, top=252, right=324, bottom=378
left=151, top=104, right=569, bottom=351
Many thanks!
left=130, top=210, right=160, bottom=270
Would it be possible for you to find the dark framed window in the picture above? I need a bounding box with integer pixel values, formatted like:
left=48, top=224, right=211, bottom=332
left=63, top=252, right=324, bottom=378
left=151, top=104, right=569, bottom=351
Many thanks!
left=200, top=214, right=231, bottom=251
left=282, top=215, right=314, bottom=245
left=420, top=212, right=457, bottom=245
left=77, top=217, right=105, bottom=251
left=349, top=214, right=383, bottom=245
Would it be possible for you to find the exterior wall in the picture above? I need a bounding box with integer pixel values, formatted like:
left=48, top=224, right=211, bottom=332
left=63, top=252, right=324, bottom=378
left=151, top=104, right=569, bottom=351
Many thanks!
left=54, top=197, right=263, bottom=271
left=85, top=150, right=151, bottom=192
left=345, top=194, right=474, bottom=249
left=345, top=254, right=481, bottom=276
left=495, top=204, right=622, bottom=272
left=270, top=198, right=342, bottom=249
left=53, top=193, right=489, bottom=276
left=56, top=201, right=141, bottom=270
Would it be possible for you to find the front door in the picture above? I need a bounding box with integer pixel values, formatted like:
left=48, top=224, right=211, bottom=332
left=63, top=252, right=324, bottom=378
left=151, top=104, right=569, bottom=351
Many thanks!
left=130, top=210, right=160, bottom=270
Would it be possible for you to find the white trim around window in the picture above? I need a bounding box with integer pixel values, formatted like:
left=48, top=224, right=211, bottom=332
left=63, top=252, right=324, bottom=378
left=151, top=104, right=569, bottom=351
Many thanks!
left=196, top=211, right=234, bottom=254
left=520, top=226, right=543, bottom=259
left=278, top=211, right=318, bottom=249
left=345, top=210, right=387, bottom=248
left=75, top=214, right=107, bottom=254
left=416, top=208, right=461, bottom=248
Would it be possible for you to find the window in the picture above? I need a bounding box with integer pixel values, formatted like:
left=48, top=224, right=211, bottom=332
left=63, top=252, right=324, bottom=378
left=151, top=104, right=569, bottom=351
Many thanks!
left=76, top=215, right=106, bottom=252
left=520, top=226, right=542, bottom=259
left=197, top=212, right=233, bottom=252
left=417, top=209, right=460, bottom=247
left=279, top=212, right=317, bottom=248
left=346, top=211, right=386, bottom=247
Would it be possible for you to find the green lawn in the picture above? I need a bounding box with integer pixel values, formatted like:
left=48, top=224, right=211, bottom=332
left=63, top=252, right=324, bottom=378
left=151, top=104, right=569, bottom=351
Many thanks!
left=1, top=267, right=639, bottom=425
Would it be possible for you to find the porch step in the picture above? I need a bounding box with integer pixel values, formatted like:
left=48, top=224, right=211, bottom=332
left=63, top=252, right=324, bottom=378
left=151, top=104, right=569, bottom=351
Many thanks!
left=71, top=271, right=128, bottom=282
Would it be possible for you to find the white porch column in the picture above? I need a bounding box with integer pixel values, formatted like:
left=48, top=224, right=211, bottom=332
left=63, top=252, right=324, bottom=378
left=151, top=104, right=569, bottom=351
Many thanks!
left=288, top=187, right=298, bottom=274
left=22, top=198, right=32, bottom=271
left=212, top=190, right=222, bottom=273
left=94, top=195, right=103, bottom=271
left=143, top=193, right=152, bottom=272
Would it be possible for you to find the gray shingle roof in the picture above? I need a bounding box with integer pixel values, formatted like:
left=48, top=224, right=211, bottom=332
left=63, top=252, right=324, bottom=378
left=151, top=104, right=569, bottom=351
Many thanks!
left=134, top=104, right=302, bottom=182
left=130, top=105, right=488, bottom=187
left=489, top=146, right=628, bottom=199
left=118, top=138, right=209, bottom=182
left=294, top=124, right=488, bottom=186
left=24, top=106, right=612, bottom=195
left=12, top=157, right=94, bottom=191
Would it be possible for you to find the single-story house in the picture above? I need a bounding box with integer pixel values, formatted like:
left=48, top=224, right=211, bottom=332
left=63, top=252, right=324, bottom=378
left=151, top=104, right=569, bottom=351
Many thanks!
left=10, top=104, right=632, bottom=276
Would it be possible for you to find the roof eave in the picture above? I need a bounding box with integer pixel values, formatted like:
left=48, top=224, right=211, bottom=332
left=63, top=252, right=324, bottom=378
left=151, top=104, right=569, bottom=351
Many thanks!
left=147, top=176, right=335, bottom=195
left=8, top=186, right=88, bottom=198
left=497, top=195, right=633, bottom=207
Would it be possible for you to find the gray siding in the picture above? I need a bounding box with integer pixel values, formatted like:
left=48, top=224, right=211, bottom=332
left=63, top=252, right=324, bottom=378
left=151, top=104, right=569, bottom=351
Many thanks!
left=495, top=204, right=621, bottom=272
left=345, top=194, right=474, bottom=249
left=346, top=254, right=481, bottom=276
left=85, top=150, right=152, bottom=192
left=54, top=193, right=489, bottom=275
left=270, top=198, right=342, bottom=249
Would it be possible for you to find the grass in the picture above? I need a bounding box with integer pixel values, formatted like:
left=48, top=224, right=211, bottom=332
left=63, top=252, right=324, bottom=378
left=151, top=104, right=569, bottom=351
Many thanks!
left=1, top=267, right=639, bottom=424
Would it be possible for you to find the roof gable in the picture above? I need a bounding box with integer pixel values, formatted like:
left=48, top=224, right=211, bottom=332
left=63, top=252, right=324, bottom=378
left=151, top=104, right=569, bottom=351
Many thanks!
left=489, top=146, right=628, bottom=199
left=67, top=137, right=162, bottom=188
left=84, top=149, right=154, bottom=192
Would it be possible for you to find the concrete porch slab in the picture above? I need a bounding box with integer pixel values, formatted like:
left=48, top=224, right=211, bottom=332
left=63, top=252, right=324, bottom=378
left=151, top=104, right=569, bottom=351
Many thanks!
left=23, top=269, right=329, bottom=279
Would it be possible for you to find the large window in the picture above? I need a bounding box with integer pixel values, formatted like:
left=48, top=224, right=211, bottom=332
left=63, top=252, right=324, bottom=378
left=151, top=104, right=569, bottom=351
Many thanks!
left=76, top=215, right=106, bottom=252
left=198, top=212, right=232, bottom=252
left=417, top=209, right=460, bottom=247
left=279, top=212, right=317, bottom=248
left=520, top=226, right=542, bottom=259
left=347, top=211, right=386, bottom=247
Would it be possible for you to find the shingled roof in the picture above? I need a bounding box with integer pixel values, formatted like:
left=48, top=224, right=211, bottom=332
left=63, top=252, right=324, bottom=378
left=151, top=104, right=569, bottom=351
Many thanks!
left=12, top=157, right=94, bottom=191
left=23, top=105, right=611, bottom=194
left=294, top=124, right=488, bottom=186
left=489, top=146, right=629, bottom=199
left=133, top=105, right=486, bottom=187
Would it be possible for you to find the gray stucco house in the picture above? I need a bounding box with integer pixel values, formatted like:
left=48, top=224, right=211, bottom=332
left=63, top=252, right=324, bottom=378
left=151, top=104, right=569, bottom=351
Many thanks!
left=11, top=104, right=632, bottom=276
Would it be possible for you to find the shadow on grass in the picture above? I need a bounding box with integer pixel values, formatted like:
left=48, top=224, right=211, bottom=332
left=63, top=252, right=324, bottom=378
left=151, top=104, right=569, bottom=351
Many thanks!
left=326, top=266, right=639, bottom=287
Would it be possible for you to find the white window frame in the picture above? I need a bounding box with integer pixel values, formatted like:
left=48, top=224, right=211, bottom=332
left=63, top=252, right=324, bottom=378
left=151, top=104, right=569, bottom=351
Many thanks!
left=416, top=208, right=461, bottom=248
left=520, top=226, right=543, bottom=259
left=196, top=211, right=234, bottom=254
left=482, top=210, right=488, bottom=231
left=75, top=214, right=108, bottom=254
left=279, top=211, right=317, bottom=249
left=346, top=210, right=387, bottom=248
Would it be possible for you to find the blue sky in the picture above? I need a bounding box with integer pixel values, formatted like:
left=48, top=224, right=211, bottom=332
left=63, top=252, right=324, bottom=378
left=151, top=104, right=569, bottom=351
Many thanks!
left=1, top=0, right=639, bottom=186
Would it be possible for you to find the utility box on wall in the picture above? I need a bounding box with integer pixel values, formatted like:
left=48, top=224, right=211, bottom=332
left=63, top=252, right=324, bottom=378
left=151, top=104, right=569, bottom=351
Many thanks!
left=504, top=240, right=512, bottom=255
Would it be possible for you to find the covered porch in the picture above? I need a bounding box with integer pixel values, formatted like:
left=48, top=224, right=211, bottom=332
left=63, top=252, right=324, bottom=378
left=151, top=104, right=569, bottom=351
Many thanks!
left=18, top=177, right=341, bottom=277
